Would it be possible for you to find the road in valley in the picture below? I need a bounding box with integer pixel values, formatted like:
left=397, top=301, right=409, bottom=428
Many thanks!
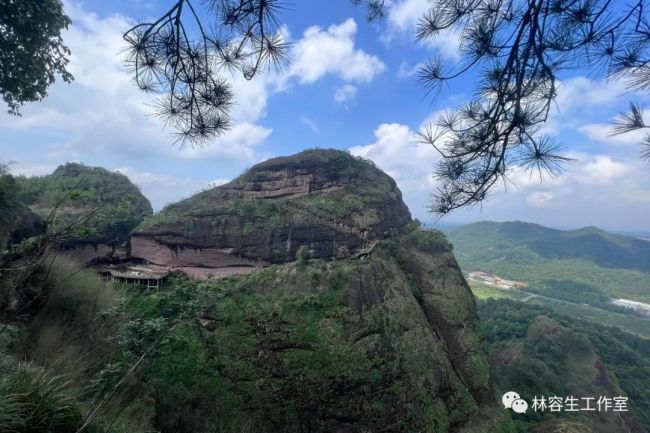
left=474, top=283, right=650, bottom=322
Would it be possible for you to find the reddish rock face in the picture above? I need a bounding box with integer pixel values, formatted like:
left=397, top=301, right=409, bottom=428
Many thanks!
left=130, top=237, right=266, bottom=268
left=219, top=171, right=344, bottom=200
left=131, top=149, right=412, bottom=268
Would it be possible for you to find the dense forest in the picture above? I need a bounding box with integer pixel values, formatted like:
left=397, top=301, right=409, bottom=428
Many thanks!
left=13, top=163, right=152, bottom=247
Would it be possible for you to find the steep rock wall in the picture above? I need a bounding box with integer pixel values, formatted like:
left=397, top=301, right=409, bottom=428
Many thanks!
left=145, top=233, right=506, bottom=433
left=132, top=149, right=411, bottom=267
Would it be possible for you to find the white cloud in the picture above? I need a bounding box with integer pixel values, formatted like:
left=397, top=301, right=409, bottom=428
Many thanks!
left=114, top=167, right=227, bottom=210
left=578, top=124, right=616, bottom=143
left=578, top=108, right=650, bottom=147
left=175, top=122, right=272, bottom=162
left=386, top=0, right=428, bottom=33
left=397, top=60, right=422, bottom=79
left=229, top=72, right=271, bottom=124
left=0, top=2, right=273, bottom=164
left=8, top=162, right=59, bottom=177
left=536, top=77, right=631, bottom=137
left=461, top=152, right=650, bottom=228
left=526, top=191, right=555, bottom=207
left=63, top=4, right=134, bottom=96
left=289, top=19, right=385, bottom=84
left=350, top=109, right=650, bottom=229
left=300, top=115, right=320, bottom=132
left=555, top=77, right=627, bottom=113
left=334, top=84, right=358, bottom=103
left=576, top=155, right=630, bottom=185
left=382, top=0, right=461, bottom=60
left=504, top=164, right=564, bottom=190
left=421, top=29, right=462, bottom=61
left=207, top=178, right=230, bottom=189
left=349, top=122, right=440, bottom=216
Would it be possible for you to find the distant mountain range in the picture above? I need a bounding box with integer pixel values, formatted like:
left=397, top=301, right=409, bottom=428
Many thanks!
left=448, top=221, right=650, bottom=305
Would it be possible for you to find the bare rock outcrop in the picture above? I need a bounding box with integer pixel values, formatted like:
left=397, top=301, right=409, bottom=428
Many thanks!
left=132, top=149, right=411, bottom=267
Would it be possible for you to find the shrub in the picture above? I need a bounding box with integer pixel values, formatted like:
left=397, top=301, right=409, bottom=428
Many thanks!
left=15, top=162, right=153, bottom=246
left=296, top=245, right=308, bottom=265
left=0, top=169, right=23, bottom=250
left=0, top=362, right=83, bottom=433
left=407, top=228, right=453, bottom=252
left=27, top=255, right=122, bottom=380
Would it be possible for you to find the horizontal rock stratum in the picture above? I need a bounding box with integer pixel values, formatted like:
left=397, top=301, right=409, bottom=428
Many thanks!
left=131, top=149, right=412, bottom=267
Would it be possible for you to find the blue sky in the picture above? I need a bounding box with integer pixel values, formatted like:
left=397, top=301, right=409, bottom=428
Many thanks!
left=2, top=0, right=650, bottom=231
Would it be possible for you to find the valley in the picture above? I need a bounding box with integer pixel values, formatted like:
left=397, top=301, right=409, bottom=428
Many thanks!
left=469, top=281, right=650, bottom=338
left=448, top=221, right=650, bottom=306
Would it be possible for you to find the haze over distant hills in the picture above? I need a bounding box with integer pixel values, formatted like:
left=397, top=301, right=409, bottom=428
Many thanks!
left=448, top=221, right=650, bottom=305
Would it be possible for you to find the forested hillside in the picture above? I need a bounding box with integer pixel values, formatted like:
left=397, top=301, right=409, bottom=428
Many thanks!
left=14, top=163, right=152, bottom=247
left=0, top=165, right=45, bottom=251
left=448, top=221, right=650, bottom=304
left=478, top=299, right=650, bottom=432
left=0, top=152, right=511, bottom=433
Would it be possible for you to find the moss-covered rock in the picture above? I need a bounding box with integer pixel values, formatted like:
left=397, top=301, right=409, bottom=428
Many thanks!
left=4, top=150, right=512, bottom=432
left=111, top=232, right=505, bottom=433
left=488, top=313, right=646, bottom=433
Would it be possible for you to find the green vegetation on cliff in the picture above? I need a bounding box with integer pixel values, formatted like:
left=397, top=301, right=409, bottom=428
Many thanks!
left=1, top=151, right=512, bottom=433
left=0, top=165, right=22, bottom=249
left=0, top=165, right=45, bottom=252
left=134, top=149, right=412, bottom=264
left=478, top=299, right=650, bottom=432
left=139, top=149, right=406, bottom=234
left=1, top=230, right=508, bottom=433
left=90, top=230, right=503, bottom=432
left=15, top=163, right=152, bottom=246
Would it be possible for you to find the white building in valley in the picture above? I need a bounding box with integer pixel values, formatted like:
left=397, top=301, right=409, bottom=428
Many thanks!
left=612, top=298, right=650, bottom=314
left=467, top=271, right=528, bottom=289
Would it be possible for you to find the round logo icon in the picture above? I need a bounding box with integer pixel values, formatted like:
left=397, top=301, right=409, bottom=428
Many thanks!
left=512, top=398, right=528, bottom=414
left=502, top=391, right=520, bottom=409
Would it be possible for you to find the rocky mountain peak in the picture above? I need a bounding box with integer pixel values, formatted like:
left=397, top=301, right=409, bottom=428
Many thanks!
left=218, top=149, right=371, bottom=200
left=132, top=149, right=412, bottom=267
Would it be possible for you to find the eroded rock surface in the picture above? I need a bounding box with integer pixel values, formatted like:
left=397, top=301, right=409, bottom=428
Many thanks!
left=132, top=149, right=411, bottom=267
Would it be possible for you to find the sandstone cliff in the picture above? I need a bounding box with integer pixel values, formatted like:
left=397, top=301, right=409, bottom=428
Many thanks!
left=132, top=149, right=411, bottom=267
left=109, top=229, right=508, bottom=433
left=115, top=149, right=508, bottom=432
